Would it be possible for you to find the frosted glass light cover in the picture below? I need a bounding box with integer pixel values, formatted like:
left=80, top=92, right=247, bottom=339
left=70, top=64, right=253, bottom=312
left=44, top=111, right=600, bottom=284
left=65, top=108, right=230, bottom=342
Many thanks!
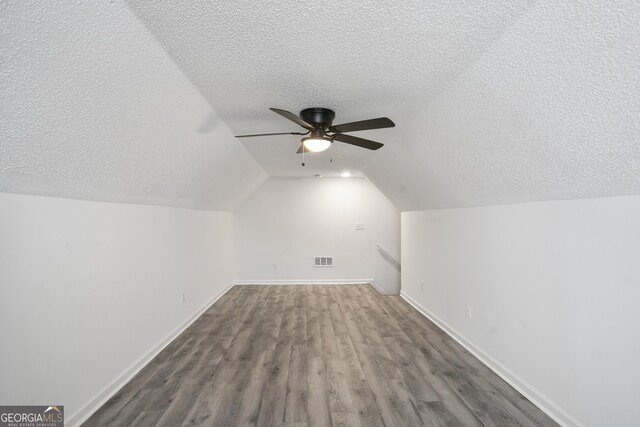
left=303, top=138, right=331, bottom=152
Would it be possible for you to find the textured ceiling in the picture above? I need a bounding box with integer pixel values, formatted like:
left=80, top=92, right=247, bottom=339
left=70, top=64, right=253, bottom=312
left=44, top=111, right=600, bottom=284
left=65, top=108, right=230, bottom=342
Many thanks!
left=2, top=0, right=638, bottom=211
left=126, top=0, right=640, bottom=210
left=125, top=0, right=533, bottom=180
left=0, top=0, right=267, bottom=211
left=363, top=0, right=640, bottom=210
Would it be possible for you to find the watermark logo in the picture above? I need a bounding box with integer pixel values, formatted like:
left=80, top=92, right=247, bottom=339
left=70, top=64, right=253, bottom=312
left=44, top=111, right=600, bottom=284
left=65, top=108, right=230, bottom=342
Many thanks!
left=0, top=405, right=64, bottom=427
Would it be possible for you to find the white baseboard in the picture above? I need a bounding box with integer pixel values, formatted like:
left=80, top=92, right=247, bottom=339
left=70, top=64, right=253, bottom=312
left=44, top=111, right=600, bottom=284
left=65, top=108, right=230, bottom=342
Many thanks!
left=400, top=291, right=584, bottom=427
left=66, top=282, right=235, bottom=427
left=234, top=279, right=374, bottom=285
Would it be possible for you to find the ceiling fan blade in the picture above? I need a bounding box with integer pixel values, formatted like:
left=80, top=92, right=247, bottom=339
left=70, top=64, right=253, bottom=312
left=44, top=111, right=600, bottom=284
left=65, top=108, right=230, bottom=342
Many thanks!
left=235, top=131, right=304, bottom=138
left=331, top=117, right=395, bottom=133
left=333, top=133, right=383, bottom=150
left=296, top=144, right=311, bottom=154
left=270, top=108, right=314, bottom=130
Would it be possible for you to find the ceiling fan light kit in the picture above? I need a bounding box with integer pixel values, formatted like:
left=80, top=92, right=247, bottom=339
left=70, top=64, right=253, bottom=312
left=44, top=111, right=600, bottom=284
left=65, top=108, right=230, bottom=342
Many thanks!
left=302, top=129, right=332, bottom=152
left=235, top=107, right=395, bottom=161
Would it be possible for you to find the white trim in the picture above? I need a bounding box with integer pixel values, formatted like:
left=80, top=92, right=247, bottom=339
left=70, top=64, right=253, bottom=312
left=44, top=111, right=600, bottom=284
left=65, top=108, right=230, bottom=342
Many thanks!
left=400, top=290, right=584, bottom=427
left=234, top=279, right=374, bottom=285
left=66, top=282, right=235, bottom=427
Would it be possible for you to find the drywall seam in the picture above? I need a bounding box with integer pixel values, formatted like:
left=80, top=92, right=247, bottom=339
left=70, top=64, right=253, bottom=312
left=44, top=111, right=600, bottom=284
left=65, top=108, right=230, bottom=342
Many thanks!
left=66, top=282, right=235, bottom=427
left=234, top=279, right=374, bottom=285
left=400, top=290, right=585, bottom=427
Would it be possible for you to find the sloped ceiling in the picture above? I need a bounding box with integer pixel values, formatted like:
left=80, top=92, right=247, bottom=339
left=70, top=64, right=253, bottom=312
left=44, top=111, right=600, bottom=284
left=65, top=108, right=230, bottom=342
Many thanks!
left=125, top=0, right=640, bottom=211
left=125, top=0, right=534, bottom=181
left=0, top=0, right=267, bottom=211
left=2, top=0, right=638, bottom=212
left=363, top=0, right=640, bottom=210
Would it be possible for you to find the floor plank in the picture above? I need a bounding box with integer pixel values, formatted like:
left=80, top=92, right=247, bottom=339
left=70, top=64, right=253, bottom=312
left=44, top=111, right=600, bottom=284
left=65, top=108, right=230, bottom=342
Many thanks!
left=85, top=285, right=558, bottom=427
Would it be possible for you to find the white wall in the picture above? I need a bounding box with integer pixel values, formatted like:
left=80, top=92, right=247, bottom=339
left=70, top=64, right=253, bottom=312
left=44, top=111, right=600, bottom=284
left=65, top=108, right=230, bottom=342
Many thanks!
left=235, top=178, right=400, bottom=294
left=401, top=195, right=640, bottom=427
left=0, top=192, right=235, bottom=425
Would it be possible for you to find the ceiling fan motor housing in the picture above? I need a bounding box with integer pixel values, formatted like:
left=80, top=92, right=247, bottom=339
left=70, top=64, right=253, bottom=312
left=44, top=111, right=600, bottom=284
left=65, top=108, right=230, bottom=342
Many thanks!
left=300, top=108, right=335, bottom=128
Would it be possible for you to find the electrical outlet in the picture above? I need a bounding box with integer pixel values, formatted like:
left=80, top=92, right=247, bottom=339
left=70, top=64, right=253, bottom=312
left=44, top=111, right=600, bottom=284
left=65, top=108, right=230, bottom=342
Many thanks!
left=272, top=263, right=278, bottom=270
left=420, top=281, right=424, bottom=292
left=181, top=292, right=185, bottom=304
left=466, top=305, right=472, bottom=319
left=355, top=223, right=364, bottom=230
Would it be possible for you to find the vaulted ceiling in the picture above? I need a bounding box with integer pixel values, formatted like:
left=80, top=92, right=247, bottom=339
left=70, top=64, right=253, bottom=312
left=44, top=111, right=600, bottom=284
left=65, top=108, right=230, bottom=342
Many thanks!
left=1, top=0, right=638, bottom=211
left=0, top=1, right=266, bottom=211
left=125, top=0, right=533, bottom=182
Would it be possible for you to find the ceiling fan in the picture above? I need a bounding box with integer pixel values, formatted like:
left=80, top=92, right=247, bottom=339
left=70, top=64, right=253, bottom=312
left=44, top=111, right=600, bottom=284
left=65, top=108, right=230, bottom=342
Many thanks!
left=235, top=108, right=395, bottom=154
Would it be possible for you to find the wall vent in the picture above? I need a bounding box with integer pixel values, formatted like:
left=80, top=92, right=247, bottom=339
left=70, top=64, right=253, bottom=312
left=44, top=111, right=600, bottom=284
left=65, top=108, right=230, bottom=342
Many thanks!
left=314, top=256, right=333, bottom=268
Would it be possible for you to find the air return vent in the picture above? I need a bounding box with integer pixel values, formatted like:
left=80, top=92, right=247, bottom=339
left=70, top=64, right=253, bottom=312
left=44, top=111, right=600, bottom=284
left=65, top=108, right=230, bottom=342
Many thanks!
left=314, top=256, right=333, bottom=268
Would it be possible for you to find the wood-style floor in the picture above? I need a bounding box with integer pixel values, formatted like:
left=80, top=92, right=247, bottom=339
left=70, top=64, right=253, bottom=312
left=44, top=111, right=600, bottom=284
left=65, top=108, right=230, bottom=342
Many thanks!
left=84, top=285, right=558, bottom=426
